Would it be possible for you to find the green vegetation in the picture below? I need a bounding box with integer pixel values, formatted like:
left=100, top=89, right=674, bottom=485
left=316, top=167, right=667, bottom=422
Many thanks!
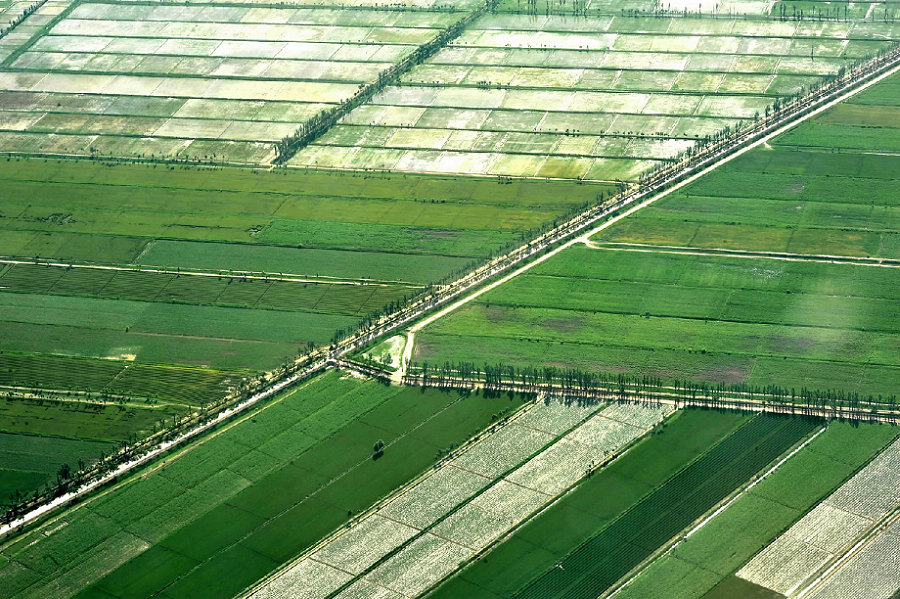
left=0, top=370, right=527, bottom=599
left=0, top=157, right=610, bottom=400
left=427, top=411, right=815, bottom=598
left=416, top=71, right=900, bottom=398
left=0, top=158, right=606, bottom=269
left=615, top=421, right=900, bottom=599
left=0, top=398, right=184, bottom=442
left=416, top=247, right=900, bottom=395
left=0, top=432, right=113, bottom=507
left=494, top=414, right=814, bottom=599
left=0, top=353, right=240, bottom=406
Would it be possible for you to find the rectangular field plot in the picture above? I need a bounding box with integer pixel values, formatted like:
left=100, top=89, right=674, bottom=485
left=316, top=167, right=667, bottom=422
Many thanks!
left=614, top=421, right=900, bottom=599
left=427, top=409, right=808, bottom=599
left=595, top=72, right=900, bottom=258
left=806, top=518, right=900, bottom=599
left=249, top=398, right=673, bottom=599
left=0, top=374, right=528, bottom=599
left=414, top=245, right=900, bottom=397
left=0, top=2, right=471, bottom=162
left=0, top=431, right=114, bottom=506
left=737, top=438, right=900, bottom=596
left=292, top=14, right=898, bottom=179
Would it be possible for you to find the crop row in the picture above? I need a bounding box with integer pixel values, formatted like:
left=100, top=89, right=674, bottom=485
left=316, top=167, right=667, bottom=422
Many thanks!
left=613, top=421, right=900, bottom=599
left=738, top=437, right=900, bottom=595
left=0, top=373, right=524, bottom=598
left=293, top=14, right=898, bottom=179
left=514, top=414, right=818, bottom=599
left=250, top=400, right=673, bottom=599
left=0, top=352, right=236, bottom=405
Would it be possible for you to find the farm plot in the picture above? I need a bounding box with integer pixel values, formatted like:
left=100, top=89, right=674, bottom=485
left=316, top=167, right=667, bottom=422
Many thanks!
left=614, top=421, right=900, bottom=599
left=596, top=71, right=900, bottom=258
left=804, top=517, right=900, bottom=599
left=414, top=246, right=900, bottom=397
left=247, top=398, right=673, bottom=599
left=493, top=0, right=777, bottom=16
left=737, top=437, right=900, bottom=596
left=506, top=413, right=816, bottom=599
left=0, top=431, right=113, bottom=507
left=426, top=410, right=811, bottom=599
left=0, top=351, right=239, bottom=405
left=292, top=13, right=899, bottom=180
left=0, top=157, right=611, bottom=400
left=0, top=159, right=604, bottom=275
left=0, top=1, right=472, bottom=162
left=0, top=371, right=528, bottom=599
left=414, top=69, right=900, bottom=398
left=0, top=397, right=187, bottom=509
left=0, top=0, right=68, bottom=64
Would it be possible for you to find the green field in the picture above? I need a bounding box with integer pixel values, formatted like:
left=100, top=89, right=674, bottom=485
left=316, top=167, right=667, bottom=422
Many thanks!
left=414, top=71, right=900, bottom=398
left=0, top=158, right=610, bottom=401
left=0, top=353, right=240, bottom=405
left=0, top=159, right=607, bottom=269
left=0, top=370, right=528, bottom=599
left=615, top=420, right=900, bottom=599
left=426, top=410, right=817, bottom=598
left=0, top=1, right=897, bottom=597
left=597, top=72, right=900, bottom=258
left=415, top=247, right=900, bottom=395
left=0, top=432, right=113, bottom=508
left=0, top=382, right=185, bottom=509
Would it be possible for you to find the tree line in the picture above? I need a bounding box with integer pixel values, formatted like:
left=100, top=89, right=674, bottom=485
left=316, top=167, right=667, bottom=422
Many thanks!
left=274, top=0, right=503, bottom=163
left=405, top=361, right=899, bottom=420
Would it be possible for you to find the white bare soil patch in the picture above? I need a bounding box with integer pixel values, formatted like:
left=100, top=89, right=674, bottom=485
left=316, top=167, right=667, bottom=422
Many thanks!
left=738, top=438, right=900, bottom=596
left=806, top=518, right=900, bottom=599
left=0, top=3, right=460, bottom=163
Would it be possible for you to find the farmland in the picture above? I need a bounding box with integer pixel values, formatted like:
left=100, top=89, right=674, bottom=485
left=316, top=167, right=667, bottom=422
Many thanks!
left=597, top=72, right=900, bottom=257
left=0, top=370, right=530, bottom=598
left=0, top=158, right=611, bottom=403
left=0, top=0, right=897, bottom=595
left=413, top=70, right=900, bottom=398
left=248, top=400, right=673, bottom=599
left=425, top=411, right=817, bottom=598
left=0, top=432, right=112, bottom=506
left=0, top=396, right=188, bottom=512
left=614, top=421, right=900, bottom=599
left=292, top=13, right=899, bottom=180
left=0, top=1, right=481, bottom=163
left=737, top=435, right=900, bottom=596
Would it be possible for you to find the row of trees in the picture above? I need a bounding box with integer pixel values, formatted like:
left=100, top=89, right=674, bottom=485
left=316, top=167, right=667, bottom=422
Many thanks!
left=406, top=361, right=899, bottom=421
left=0, top=0, right=41, bottom=38
left=274, top=0, right=503, bottom=163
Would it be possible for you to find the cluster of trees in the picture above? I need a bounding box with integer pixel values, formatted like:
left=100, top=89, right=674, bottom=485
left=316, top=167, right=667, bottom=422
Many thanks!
left=639, top=44, right=900, bottom=188
left=517, top=0, right=589, bottom=17
left=775, top=3, right=899, bottom=22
